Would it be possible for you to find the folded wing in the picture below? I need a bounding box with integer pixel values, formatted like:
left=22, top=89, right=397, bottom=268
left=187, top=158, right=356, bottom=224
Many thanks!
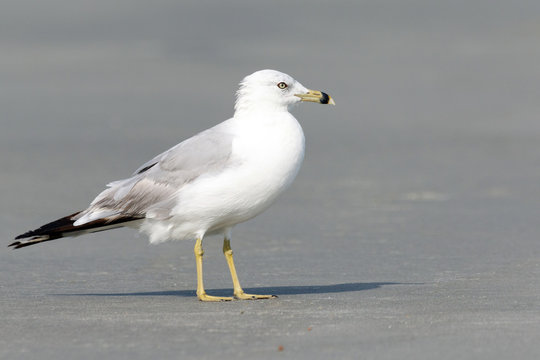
left=75, top=123, right=236, bottom=225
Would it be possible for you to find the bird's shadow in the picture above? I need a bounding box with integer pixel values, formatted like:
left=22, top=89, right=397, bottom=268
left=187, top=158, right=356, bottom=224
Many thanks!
left=54, top=282, right=409, bottom=298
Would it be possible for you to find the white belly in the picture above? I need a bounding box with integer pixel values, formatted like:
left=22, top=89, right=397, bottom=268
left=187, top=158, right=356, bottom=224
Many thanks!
left=142, top=114, right=305, bottom=243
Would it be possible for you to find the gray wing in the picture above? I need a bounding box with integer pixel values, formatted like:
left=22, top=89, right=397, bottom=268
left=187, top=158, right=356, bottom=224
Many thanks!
left=73, top=122, right=235, bottom=225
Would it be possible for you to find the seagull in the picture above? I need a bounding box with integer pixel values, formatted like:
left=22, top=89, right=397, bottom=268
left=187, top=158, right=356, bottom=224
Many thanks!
left=10, top=69, right=335, bottom=301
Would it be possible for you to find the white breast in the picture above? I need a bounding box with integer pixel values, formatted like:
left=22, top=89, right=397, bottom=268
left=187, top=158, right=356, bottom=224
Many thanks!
left=144, top=112, right=305, bottom=243
left=230, top=112, right=305, bottom=211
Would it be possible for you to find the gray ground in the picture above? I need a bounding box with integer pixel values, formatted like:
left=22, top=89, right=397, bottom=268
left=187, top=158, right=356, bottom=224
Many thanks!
left=1, top=1, right=540, bottom=359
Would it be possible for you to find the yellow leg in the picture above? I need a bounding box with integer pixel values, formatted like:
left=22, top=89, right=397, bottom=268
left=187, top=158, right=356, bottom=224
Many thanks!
left=194, top=238, right=232, bottom=302
left=223, top=238, right=276, bottom=300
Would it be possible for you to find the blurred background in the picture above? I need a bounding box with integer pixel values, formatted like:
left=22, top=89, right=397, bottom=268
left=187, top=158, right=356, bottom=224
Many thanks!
left=1, top=1, right=540, bottom=358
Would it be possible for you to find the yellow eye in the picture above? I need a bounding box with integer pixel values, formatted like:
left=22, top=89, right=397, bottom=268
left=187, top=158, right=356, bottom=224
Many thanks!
left=277, top=82, right=288, bottom=89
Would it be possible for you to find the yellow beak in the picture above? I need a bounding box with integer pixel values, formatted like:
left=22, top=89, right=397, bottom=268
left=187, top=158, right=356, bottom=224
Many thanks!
left=295, top=89, right=335, bottom=105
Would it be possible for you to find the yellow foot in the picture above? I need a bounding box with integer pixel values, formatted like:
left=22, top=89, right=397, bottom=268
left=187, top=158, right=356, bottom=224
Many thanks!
left=234, top=292, right=277, bottom=300
left=198, top=293, right=233, bottom=302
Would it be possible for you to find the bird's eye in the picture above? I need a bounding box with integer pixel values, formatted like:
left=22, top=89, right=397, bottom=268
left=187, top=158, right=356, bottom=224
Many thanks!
left=277, top=82, right=288, bottom=89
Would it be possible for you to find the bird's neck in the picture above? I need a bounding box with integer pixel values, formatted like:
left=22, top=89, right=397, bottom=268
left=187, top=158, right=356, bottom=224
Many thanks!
left=232, top=107, right=295, bottom=129
left=234, top=98, right=290, bottom=117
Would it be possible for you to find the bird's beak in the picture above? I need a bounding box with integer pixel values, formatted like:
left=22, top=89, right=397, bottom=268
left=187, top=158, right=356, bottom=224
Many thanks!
left=295, top=89, right=335, bottom=105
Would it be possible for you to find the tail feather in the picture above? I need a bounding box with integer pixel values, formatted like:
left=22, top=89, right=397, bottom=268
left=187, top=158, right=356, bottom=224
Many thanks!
left=10, top=211, right=143, bottom=249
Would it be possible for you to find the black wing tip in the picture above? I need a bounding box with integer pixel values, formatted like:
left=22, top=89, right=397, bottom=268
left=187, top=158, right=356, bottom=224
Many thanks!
left=9, top=240, right=33, bottom=249
left=8, top=241, right=20, bottom=248
left=9, top=235, right=51, bottom=249
left=14, top=231, right=34, bottom=240
left=10, top=231, right=39, bottom=249
left=11, top=212, right=142, bottom=249
left=8, top=242, right=31, bottom=249
left=11, top=211, right=82, bottom=241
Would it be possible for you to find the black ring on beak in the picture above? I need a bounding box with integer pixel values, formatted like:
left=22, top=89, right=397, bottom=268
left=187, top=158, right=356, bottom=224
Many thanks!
left=320, top=92, right=330, bottom=104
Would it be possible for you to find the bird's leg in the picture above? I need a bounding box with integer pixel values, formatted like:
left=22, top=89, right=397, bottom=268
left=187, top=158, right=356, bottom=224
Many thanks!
left=223, top=237, right=276, bottom=300
left=194, top=238, right=232, bottom=302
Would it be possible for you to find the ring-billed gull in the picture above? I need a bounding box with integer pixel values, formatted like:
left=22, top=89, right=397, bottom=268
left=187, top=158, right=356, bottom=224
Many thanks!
left=10, top=69, right=335, bottom=301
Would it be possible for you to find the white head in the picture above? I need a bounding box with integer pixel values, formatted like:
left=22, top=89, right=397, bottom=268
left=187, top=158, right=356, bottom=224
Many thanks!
left=234, top=69, right=334, bottom=115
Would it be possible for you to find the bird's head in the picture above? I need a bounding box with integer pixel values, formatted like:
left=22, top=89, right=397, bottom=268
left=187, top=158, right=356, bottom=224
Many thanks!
left=234, top=69, right=334, bottom=115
